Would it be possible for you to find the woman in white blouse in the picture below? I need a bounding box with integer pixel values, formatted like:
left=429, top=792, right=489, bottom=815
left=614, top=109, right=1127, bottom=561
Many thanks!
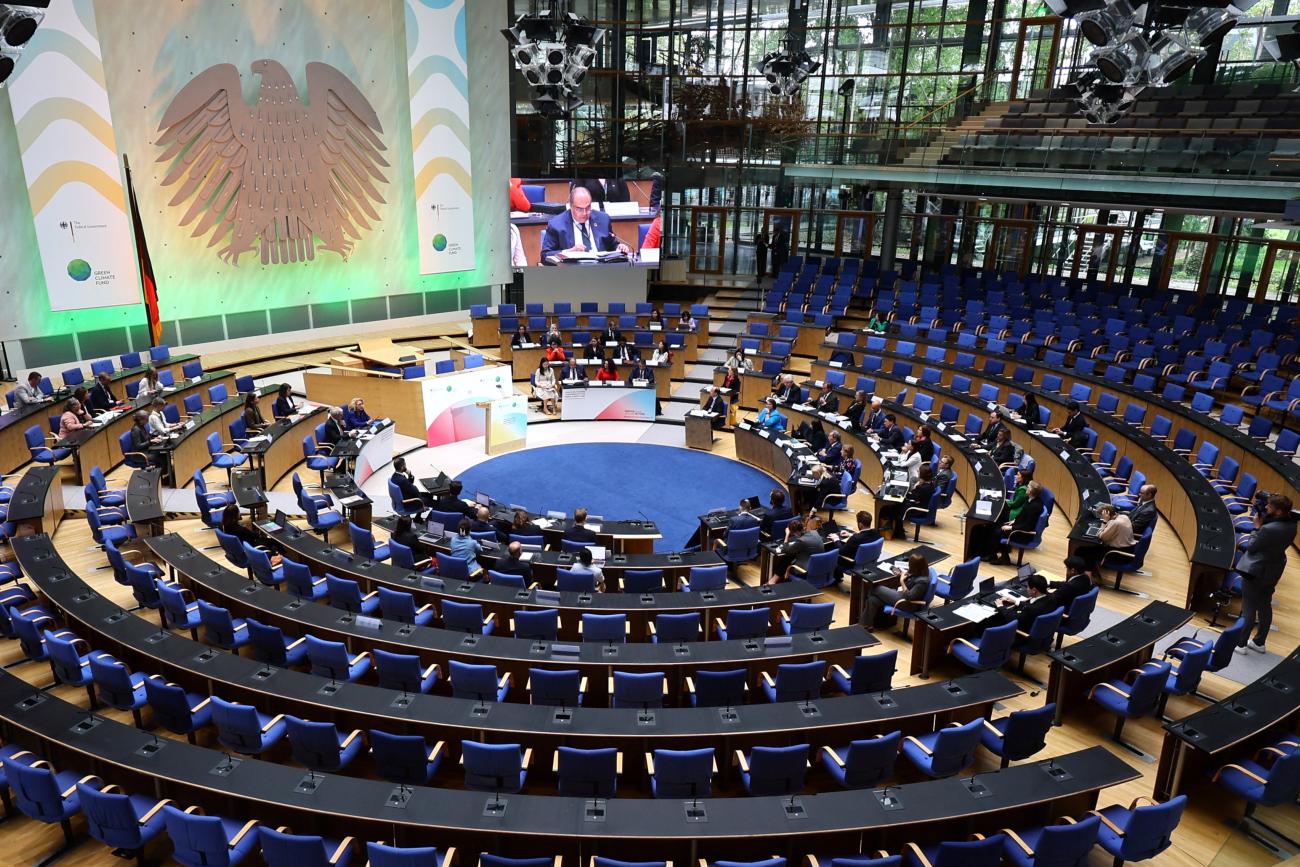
left=649, top=340, right=673, bottom=366
left=896, top=439, right=923, bottom=482
left=137, top=366, right=164, bottom=399
left=725, top=347, right=752, bottom=371
left=146, top=397, right=175, bottom=436
left=533, top=359, right=558, bottom=415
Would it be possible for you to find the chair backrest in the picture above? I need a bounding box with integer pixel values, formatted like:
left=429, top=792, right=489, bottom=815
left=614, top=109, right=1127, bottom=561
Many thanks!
left=184, top=393, right=203, bottom=415
left=787, top=601, right=834, bottom=633
left=930, top=718, right=984, bottom=775
left=612, top=670, right=665, bottom=708
left=1022, top=606, right=1065, bottom=654
left=449, top=659, right=502, bottom=700
left=462, top=741, right=524, bottom=792
left=556, top=746, right=619, bottom=798
left=1029, top=815, right=1102, bottom=865
left=723, top=607, right=768, bottom=640
left=692, top=668, right=747, bottom=707
left=842, top=732, right=902, bottom=788
left=528, top=667, right=581, bottom=707
left=324, top=574, right=366, bottom=612
left=512, top=608, right=558, bottom=641
left=1000, top=703, right=1057, bottom=761
left=197, top=599, right=241, bottom=646
left=687, top=564, right=727, bottom=591
left=259, top=826, right=337, bottom=867
left=854, top=537, right=885, bottom=569
left=654, top=612, right=700, bottom=642
left=925, top=835, right=1005, bottom=867
left=247, top=619, right=292, bottom=666
left=1114, top=795, right=1187, bottom=861
left=369, top=730, right=434, bottom=786
left=1128, top=662, right=1173, bottom=715
left=45, top=630, right=88, bottom=685
left=1062, top=586, right=1100, bottom=636
left=623, top=569, right=663, bottom=593
left=209, top=697, right=263, bottom=752
left=373, top=648, right=431, bottom=693
left=772, top=660, right=825, bottom=702
left=746, top=744, right=810, bottom=795
left=305, top=634, right=352, bottom=679
left=846, top=650, right=897, bottom=694
left=651, top=748, right=714, bottom=797
left=721, top=526, right=760, bottom=561
left=976, top=620, right=1018, bottom=667
left=556, top=568, right=596, bottom=592
left=442, top=599, right=486, bottom=633
left=1208, top=618, right=1246, bottom=671
left=366, top=842, right=448, bottom=867
left=944, top=557, right=980, bottom=599
left=162, top=805, right=236, bottom=865
left=1170, top=641, right=1212, bottom=694
left=435, top=552, right=473, bottom=581
left=9, top=760, right=66, bottom=819
left=79, top=783, right=149, bottom=849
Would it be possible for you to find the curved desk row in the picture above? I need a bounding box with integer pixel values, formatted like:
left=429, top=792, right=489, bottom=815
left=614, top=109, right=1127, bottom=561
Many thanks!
left=15, top=534, right=1012, bottom=751
left=4, top=465, right=63, bottom=537
left=0, top=668, right=1132, bottom=860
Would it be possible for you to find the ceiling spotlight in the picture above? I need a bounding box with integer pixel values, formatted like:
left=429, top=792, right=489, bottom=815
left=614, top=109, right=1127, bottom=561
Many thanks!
left=1183, top=7, right=1238, bottom=44
left=1146, top=31, right=1204, bottom=86
left=1091, top=30, right=1151, bottom=84
left=757, top=38, right=821, bottom=98
left=1076, top=0, right=1144, bottom=46
left=531, top=86, right=584, bottom=120
left=1074, top=69, right=1139, bottom=124
left=0, top=1, right=48, bottom=86
left=502, top=5, right=603, bottom=118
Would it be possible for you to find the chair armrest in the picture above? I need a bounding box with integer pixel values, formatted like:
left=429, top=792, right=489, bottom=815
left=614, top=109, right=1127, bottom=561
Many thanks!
left=329, top=838, right=354, bottom=865
left=229, top=819, right=260, bottom=847
left=416, top=604, right=433, bottom=616
left=190, top=697, right=211, bottom=713
left=684, top=675, right=695, bottom=695
left=714, top=617, right=726, bottom=636
left=734, top=749, right=750, bottom=773
left=341, top=730, right=363, bottom=749
left=522, top=747, right=533, bottom=769
left=429, top=741, right=446, bottom=763
left=138, top=798, right=175, bottom=824
left=423, top=663, right=440, bottom=680
left=1089, top=682, right=1130, bottom=701
left=830, top=663, right=849, bottom=682
left=949, top=637, right=978, bottom=653
left=261, top=713, right=285, bottom=732
left=1088, top=810, right=1125, bottom=837
left=499, top=672, right=512, bottom=690
left=903, top=843, right=933, bottom=867
left=821, top=746, right=845, bottom=768
left=285, top=637, right=306, bottom=651
left=1213, top=763, right=1268, bottom=784
left=360, top=591, right=378, bottom=602
left=761, top=671, right=776, bottom=688
left=645, top=752, right=655, bottom=775
left=484, top=612, right=498, bottom=628
left=982, top=719, right=1002, bottom=737
left=64, top=774, right=102, bottom=798
left=779, top=610, right=791, bottom=623
left=903, top=735, right=933, bottom=756
left=348, top=651, right=370, bottom=667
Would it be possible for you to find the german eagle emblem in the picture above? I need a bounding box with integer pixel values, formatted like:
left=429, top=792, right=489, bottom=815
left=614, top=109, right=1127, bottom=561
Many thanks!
left=156, top=60, right=388, bottom=266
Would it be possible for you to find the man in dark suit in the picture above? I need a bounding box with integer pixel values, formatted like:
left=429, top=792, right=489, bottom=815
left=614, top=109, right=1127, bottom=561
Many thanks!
left=494, top=541, right=533, bottom=581
left=772, top=517, right=824, bottom=584
left=838, top=511, right=883, bottom=566
left=611, top=337, right=636, bottom=364
left=390, top=457, right=433, bottom=516
left=470, top=507, right=497, bottom=536
left=989, top=573, right=1059, bottom=633
left=865, top=396, right=887, bottom=432
left=628, top=358, right=654, bottom=385
left=539, top=187, right=631, bottom=261
left=818, top=431, right=843, bottom=469
left=432, top=480, right=474, bottom=518
left=563, top=507, right=599, bottom=544
left=759, top=489, right=793, bottom=540
left=1049, top=555, right=1094, bottom=608
left=1127, top=485, right=1159, bottom=536
left=727, top=499, right=760, bottom=533
left=815, top=389, right=839, bottom=415
left=1234, top=494, right=1297, bottom=654
left=702, top=387, right=728, bottom=429
left=604, top=322, right=623, bottom=344
left=875, top=414, right=905, bottom=451
left=322, top=407, right=348, bottom=449
left=558, top=359, right=586, bottom=382
left=87, top=372, right=118, bottom=414
left=979, top=409, right=1008, bottom=448
left=1052, top=402, right=1089, bottom=448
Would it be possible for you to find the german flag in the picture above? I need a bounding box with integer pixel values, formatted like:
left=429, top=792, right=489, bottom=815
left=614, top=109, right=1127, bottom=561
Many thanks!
left=123, top=154, right=161, bottom=346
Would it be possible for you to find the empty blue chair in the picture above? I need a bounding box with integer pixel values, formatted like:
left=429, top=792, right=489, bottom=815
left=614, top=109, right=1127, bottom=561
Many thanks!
left=389, top=479, right=423, bottom=519
left=1157, top=641, right=1213, bottom=716
left=161, top=804, right=260, bottom=867
left=365, top=842, right=453, bottom=867
left=622, top=569, right=664, bottom=593
left=511, top=608, right=558, bottom=641
left=442, top=599, right=496, bottom=634
left=528, top=667, right=585, bottom=707
left=1055, top=585, right=1099, bottom=649
left=449, top=660, right=510, bottom=702
left=686, top=668, right=748, bottom=707
left=650, top=611, right=700, bottom=643
left=285, top=716, right=365, bottom=771
left=611, top=670, right=665, bottom=709
left=461, top=741, right=530, bottom=792
left=1090, top=660, right=1171, bottom=748
left=737, top=743, right=810, bottom=795
left=683, top=564, right=727, bottom=592
left=88, top=465, right=125, bottom=507
left=44, top=629, right=96, bottom=706
left=788, top=548, right=841, bottom=588
left=820, top=731, right=901, bottom=789
left=7, top=759, right=85, bottom=849
left=120, top=351, right=142, bottom=368
left=1091, top=795, right=1187, bottom=865
left=373, top=648, right=440, bottom=694
left=26, top=424, right=71, bottom=465
left=1012, top=606, right=1065, bottom=672
left=301, top=436, right=338, bottom=488
left=305, top=635, right=371, bottom=682
left=933, top=557, right=980, bottom=602
left=901, top=718, right=984, bottom=777
left=283, top=559, right=327, bottom=601
left=715, top=607, right=767, bottom=641
left=782, top=601, right=834, bottom=634
left=324, top=574, right=379, bottom=615
left=949, top=619, right=1017, bottom=672
left=648, top=748, right=714, bottom=798
left=348, top=521, right=390, bottom=562
left=89, top=652, right=148, bottom=726
left=716, top=525, right=760, bottom=571
left=1165, top=617, right=1244, bottom=677
left=368, top=730, right=444, bottom=786
left=486, top=569, right=526, bottom=588
left=903, top=835, right=1006, bottom=867
left=761, top=660, right=825, bottom=703
left=210, top=696, right=286, bottom=755
left=158, top=581, right=201, bottom=637
left=830, top=651, right=897, bottom=694
left=292, top=471, right=331, bottom=511
left=8, top=608, right=62, bottom=661
left=206, top=432, right=248, bottom=485
left=1000, top=815, right=1100, bottom=867
left=1214, top=741, right=1300, bottom=823
left=556, top=568, right=596, bottom=592
left=802, top=856, right=897, bottom=867
left=980, top=703, right=1056, bottom=767
left=581, top=612, right=627, bottom=643
left=78, top=782, right=170, bottom=861
left=197, top=599, right=249, bottom=650
left=258, top=827, right=354, bottom=867
left=142, top=675, right=212, bottom=743
left=556, top=746, right=620, bottom=798
left=377, top=586, right=434, bottom=625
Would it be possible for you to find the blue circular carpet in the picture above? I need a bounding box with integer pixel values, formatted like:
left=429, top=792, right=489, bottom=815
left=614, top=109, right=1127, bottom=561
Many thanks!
left=455, top=443, right=778, bottom=550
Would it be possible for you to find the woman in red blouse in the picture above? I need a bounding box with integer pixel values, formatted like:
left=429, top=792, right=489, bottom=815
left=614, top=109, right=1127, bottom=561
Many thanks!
left=595, top=359, right=619, bottom=382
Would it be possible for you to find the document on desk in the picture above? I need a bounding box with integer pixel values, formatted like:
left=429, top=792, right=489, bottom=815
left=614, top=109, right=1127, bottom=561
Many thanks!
left=1028, top=429, right=1060, bottom=438
left=533, top=518, right=553, bottom=529
left=948, top=434, right=965, bottom=443
left=954, top=602, right=999, bottom=623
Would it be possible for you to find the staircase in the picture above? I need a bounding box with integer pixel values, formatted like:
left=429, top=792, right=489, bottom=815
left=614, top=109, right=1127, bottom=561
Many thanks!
left=900, top=101, right=1013, bottom=168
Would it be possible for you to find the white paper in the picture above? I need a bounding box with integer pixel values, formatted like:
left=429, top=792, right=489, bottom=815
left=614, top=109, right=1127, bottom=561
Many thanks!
left=954, top=603, right=998, bottom=623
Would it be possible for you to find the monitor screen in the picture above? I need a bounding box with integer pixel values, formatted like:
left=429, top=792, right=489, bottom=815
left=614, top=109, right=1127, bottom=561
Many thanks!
left=509, top=175, right=662, bottom=269
left=425, top=520, right=445, bottom=538
left=475, top=491, right=491, bottom=507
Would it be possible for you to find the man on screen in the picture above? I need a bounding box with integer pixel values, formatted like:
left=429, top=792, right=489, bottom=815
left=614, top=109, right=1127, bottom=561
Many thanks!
left=539, top=187, right=631, bottom=261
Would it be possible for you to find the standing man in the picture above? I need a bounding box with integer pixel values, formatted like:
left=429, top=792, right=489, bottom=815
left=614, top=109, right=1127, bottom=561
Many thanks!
left=539, top=187, right=631, bottom=261
left=754, top=229, right=769, bottom=281
left=1234, top=494, right=1297, bottom=654
left=770, top=222, right=790, bottom=275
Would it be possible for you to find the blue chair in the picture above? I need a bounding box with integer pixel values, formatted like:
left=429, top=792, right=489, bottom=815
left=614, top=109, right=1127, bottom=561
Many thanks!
left=210, top=696, right=286, bottom=755
left=715, top=607, right=768, bottom=641
left=528, top=667, right=585, bottom=707
left=245, top=619, right=306, bottom=668
left=611, top=670, right=665, bottom=709
left=435, top=551, right=482, bottom=581
left=1165, top=617, right=1244, bottom=679
left=301, top=435, right=338, bottom=488
left=233, top=375, right=254, bottom=394
left=556, top=568, right=596, bottom=592
left=682, top=564, right=727, bottom=592
left=197, top=599, right=249, bottom=650
left=158, top=581, right=201, bottom=638
left=388, top=479, right=423, bottom=519
left=980, top=704, right=1056, bottom=767
left=349, top=521, right=390, bottom=562
left=207, top=382, right=229, bottom=404
left=283, top=559, right=328, bottom=601
left=377, top=586, right=434, bottom=625
left=737, top=744, right=810, bottom=795
left=760, top=660, right=825, bottom=703
left=324, top=574, right=379, bottom=615
left=716, top=526, right=760, bottom=573
left=802, top=856, right=898, bottom=867
left=1012, top=606, right=1065, bottom=673
left=648, top=748, right=715, bottom=798
left=650, top=611, right=700, bottom=643
left=161, top=804, right=261, bottom=867
left=949, top=620, right=1017, bottom=672
left=442, top=599, right=496, bottom=634
left=205, top=432, right=248, bottom=486
left=901, top=718, right=984, bottom=777
left=292, top=472, right=331, bottom=511
left=933, top=557, right=980, bottom=602
left=117, top=430, right=149, bottom=469
left=150, top=345, right=171, bottom=362
left=511, top=608, right=558, bottom=641
left=193, top=470, right=235, bottom=510
left=44, top=629, right=96, bottom=707
left=556, top=745, right=620, bottom=798
left=1090, top=659, right=1172, bottom=753
left=369, top=731, right=444, bottom=786
left=903, top=835, right=1006, bottom=867
left=1157, top=641, right=1213, bottom=716
left=8, top=609, right=63, bottom=661
left=390, top=541, right=434, bottom=574
left=1000, top=815, right=1100, bottom=867
left=365, top=842, right=454, bottom=867
left=789, top=548, right=841, bottom=588
left=1090, top=795, right=1187, bottom=865
left=88, top=652, right=149, bottom=725
left=1102, top=523, right=1154, bottom=593
left=285, top=716, right=365, bottom=771
left=244, top=543, right=285, bottom=587
left=78, top=782, right=170, bottom=861
left=622, top=569, right=664, bottom=593
left=686, top=668, right=748, bottom=708
left=781, top=601, right=834, bottom=634
left=88, top=465, right=125, bottom=507
left=1004, top=502, right=1050, bottom=565
left=830, top=651, right=897, bottom=694
left=581, top=612, right=627, bottom=643
left=1214, top=740, right=1300, bottom=824
left=7, top=759, right=85, bottom=850
left=820, top=732, right=902, bottom=789
left=305, top=635, right=371, bottom=682
left=560, top=538, right=594, bottom=554
left=883, top=569, right=937, bottom=637
left=142, top=675, right=212, bottom=743
left=258, top=827, right=354, bottom=867
left=461, top=741, right=530, bottom=792
left=1055, top=585, right=1099, bottom=649
left=120, top=351, right=142, bottom=368
left=700, top=860, right=785, bottom=867
left=903, top=489, right=942, bottom=542
left=373, top=648, right=440, bottom=694
left=449, top=660, right=510, bottom=702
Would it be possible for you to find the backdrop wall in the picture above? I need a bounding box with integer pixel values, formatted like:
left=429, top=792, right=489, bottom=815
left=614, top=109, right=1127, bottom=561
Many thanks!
left=0, top=0, right=510, bottom=370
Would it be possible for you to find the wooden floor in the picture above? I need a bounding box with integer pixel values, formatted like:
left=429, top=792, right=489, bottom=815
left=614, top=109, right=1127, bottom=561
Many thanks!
left=1, top=283, right=1297, bottom=865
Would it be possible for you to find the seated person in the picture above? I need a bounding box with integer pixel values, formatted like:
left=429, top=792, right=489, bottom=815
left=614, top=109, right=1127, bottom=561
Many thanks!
left=432, top=480, right=475, bottom=518
left=795, top=419, right=827, bottom=452
left=861, top=554, right=931, bottom=629
left=610, top=336, right=637, bottom=364
left=844, top=391, right=869, bottom=431
left=321, top=407, right=349, bottom=448
left=568, top=545, right=604, bottom=591
left=273, top=383, right=298, bottom=419
left=773, top=374, right=799, bottom=403
left=814, top=388, right=839, bottom=415
left=470, top=506, right=498, bottom=537
left=448, top=519, right=484, bottom=577
left=726, top=348, right=752, bottom=371
left=701, top=387, right=728, bottom=429
left=603, top=321, right=622, bottom=344
left=494, top=540, right=533, bottom=581
left=894, top=440, right=922, bottom=483
left=987, top=573, right=1058, bottom=632
left=390, top=457, right=434, bottom=516
left=989, top=427, right=1017, bottom=466
left=770, top=517, right=824, bottom=585
left=1049, top=555, right=1095, bottom=608
left=557, top=358, right=587, bottom=383
left=595, top=359, right=620, bottom=382
left=726, top=498, right=760, bottom=533
left=755, top=397, right=787, bottom=431
left=583, top=337, right=605, bottom=361
left=797, top=463, right=840, bottom=513
left=818, top=430, right=843, bottom=468
left=1073, top=502, right=1135, bottom=581
left=881, top=464, right=937, bottom=540
left=342, top=398, right=370, bottom=430
left=510, top=324, right=532, bottom=348
left=628, top=358, right=654, bottom=384
left=544, top=342, right=567, bottom=364
left=14, top=371, right=49, bottom=406
left=872, top=414, right=905, bottom=451
left=242, top=393, right=267, bottom=432
left=58, top=398, right=90, bottom=438
left=1127, top=484, right=1159, bottom=536
left=759, top=489, right=793, bottom=539
left=678, top=311, right=697, bottom=333
left=87, top=372, right=119, bottom=414
left=912, top=425, right=935, bottom=463
left=1052, top=401, right=1090, bottom=448
left=564, top=507, right=599, bottom=544
left=504, top=508, right=544, bottom=540
left=838, top=511, right=883, bottom=564
left=390, top=515, right=422, bottom=551
left=219, top=504, right=282, bottom=567
left=127, top=411, right=162, bottom=465
left=865, top=396, right=887, bottom=432
left=978, top=409, right=1008, bottom=448
left=146, top=397, right=177, bottom=436
left=649, top=340, right=672, bottom=365
left=989, top=480, right=1047, bottom=565
left=933, top=454, right=955, bottom=494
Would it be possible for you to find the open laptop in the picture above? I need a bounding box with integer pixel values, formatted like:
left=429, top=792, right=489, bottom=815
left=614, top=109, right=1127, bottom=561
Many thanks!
left=475, top=491, right=492, bottom=507
left=425, top=519, right=445, bottom=539
left=978, top=577, right=996, bottom=596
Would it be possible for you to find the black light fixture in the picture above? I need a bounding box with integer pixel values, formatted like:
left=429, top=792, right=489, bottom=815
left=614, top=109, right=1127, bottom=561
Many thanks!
left=502, top=5, right=604, bottom=119
left=757, top=35, right=821, bottom=99
left=0, top=0, right=49, bottom=86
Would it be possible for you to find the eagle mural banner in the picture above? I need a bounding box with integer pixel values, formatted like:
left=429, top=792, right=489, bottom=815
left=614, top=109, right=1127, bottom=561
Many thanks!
left=155, top=59, right=388, bottom=266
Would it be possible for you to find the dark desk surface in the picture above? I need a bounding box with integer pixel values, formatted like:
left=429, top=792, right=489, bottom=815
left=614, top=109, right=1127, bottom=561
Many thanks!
left=146, top=532, right=876, bottom=672
left=53, top=370, right=235, bottom=452
left=1166, top=646, right=1300, bottom=755
left=16, top=534, right=1013, bottom=747
left=238, top=405, right=329, bottom=457
left=5, top=465, right=60, bottom=522
left=268, top=517, right=818, bottom=617
left=126, top=468, right=165, bottom=524
left=1049, top=600, right=1192, bottom=676
left=0, top=667, right=1131, bottom=851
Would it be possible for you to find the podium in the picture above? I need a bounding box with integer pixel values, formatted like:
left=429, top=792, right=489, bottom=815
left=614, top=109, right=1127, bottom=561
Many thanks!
left=479, top=395, right=528, bottom=455
left=684, top=411, right=717, bottom=451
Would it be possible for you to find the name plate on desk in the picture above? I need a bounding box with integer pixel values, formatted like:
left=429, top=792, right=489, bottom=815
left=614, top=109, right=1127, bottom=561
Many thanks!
left=551, top=643, right=580, bottom=657
left=534, top=589, right=561, bottom=605
left=764, top=635, right=793, bottom=649
left=759, top=430, right=771, bottom=439
left=829, top=360, right=843, bottom=368
left=420, top=576, right=445, bottom=591
left=354, top=615, right=383, bottom=631
left=973, top=500, right=994, bottom=518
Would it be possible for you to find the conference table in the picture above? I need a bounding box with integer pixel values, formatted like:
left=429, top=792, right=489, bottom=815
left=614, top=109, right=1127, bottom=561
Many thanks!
left=475, top=310, right=711, bottom=357
left=125, top=467, right=165, bottom=537
left=3, top=465, right=63, bottom=536
left=511, top=350, right=679, bottom=400
left=235, top=405, right=329, bottom=491
left=143, top=385, right=278, bottom=488
left=1154, top=646, right=1300, bottom=800
left=0, top=667, right=1137, bottom=861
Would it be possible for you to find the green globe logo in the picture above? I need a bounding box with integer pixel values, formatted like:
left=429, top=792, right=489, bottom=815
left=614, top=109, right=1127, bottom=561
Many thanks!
left=431, top=234, right=448, bottom=252
left=67, top=259, right=92, bottom=282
